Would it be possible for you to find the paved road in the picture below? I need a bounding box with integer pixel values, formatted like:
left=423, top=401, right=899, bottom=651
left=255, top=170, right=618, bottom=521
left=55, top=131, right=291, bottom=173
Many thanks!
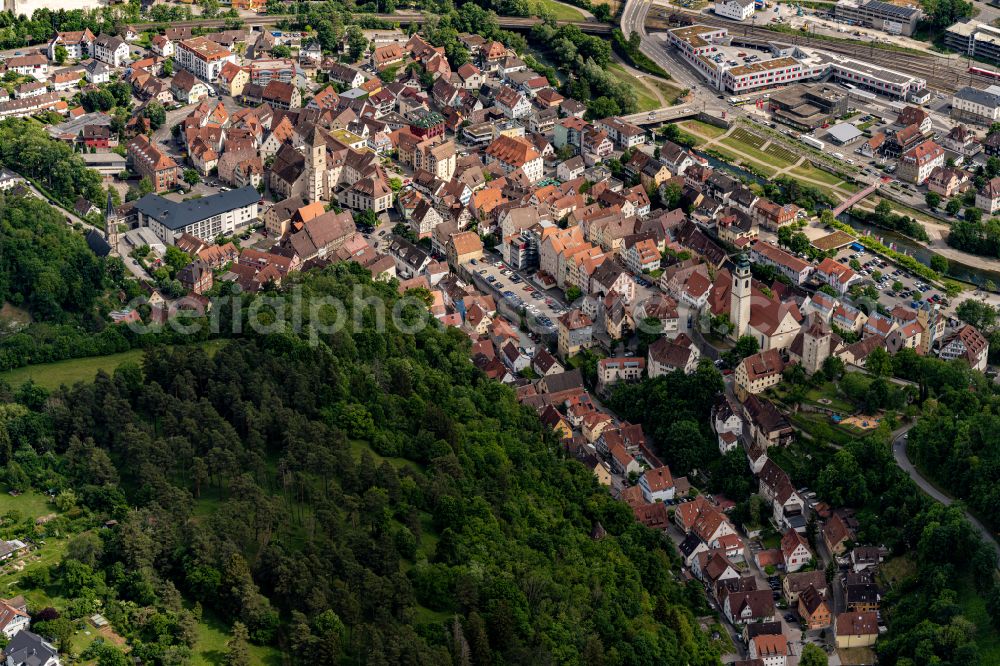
left=18, top=176, right=151, bottom=281
left=891, top=425, right=1000, bottom=563
left=621, top=103, right=700, bottom=124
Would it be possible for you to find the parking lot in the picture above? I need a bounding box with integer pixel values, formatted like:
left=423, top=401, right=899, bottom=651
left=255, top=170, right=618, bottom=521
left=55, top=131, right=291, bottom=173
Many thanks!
left=471, top=250, right=570, bottom=333
left=829, top=245, right=949, bottom=314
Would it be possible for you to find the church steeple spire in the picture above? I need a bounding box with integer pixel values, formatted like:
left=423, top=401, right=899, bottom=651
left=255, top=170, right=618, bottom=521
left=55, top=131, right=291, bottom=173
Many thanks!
left=104, top=189, right=119, bottom=257
left=105, top=188, right=115, bottom=220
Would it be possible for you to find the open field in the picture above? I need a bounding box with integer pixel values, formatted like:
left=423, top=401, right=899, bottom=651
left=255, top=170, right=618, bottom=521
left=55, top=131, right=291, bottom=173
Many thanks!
left=607, top=64, right=660, bottom=112
left=0, top=340, right=229, bottom=390
left=707, top=144, right=778, bottom=177
left=802, top=382, right=855, bottom=414
left=789, top=162, right=845, bottom=187
left=0, top=350, right=148, bottom=391
left=647, top=76, right=688, bottom=105
left=190, top=609, right=283, bottom=666
left=720, top=136, right=795, bottom=170
left=348, top=439, right=422, bottom=472
left=878, top=555, right=917, bottom=589
left=534, top=0, right=588, bottom=19
left=764, top=142, right=801, bottom=165
left=728, top=127, right=767, bottom=150
left=673, top=121, right=862, bottom=197
left=591, top=0, right=621, bottom=11
left=0, top=489, right=54, bottom=520
left=0, top=539, right=72, bottom=612
left=678, top=120, right=726, bottom=139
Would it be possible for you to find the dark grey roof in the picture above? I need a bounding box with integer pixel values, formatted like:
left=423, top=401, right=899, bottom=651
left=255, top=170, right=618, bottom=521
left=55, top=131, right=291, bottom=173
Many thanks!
left=706, top=170, right=739, bottom=193
left=85, top=228, right=112, bottom=257
left=679, top=532, right=703, bottom=557
left=590, top=260, right=625, bottom=290
left=861, top=0, right=919, bottom=18
left=5, top=630, right=58, bottom=666
left=95, top=33, right=125, bottom=49
left=845, top=583, right=880, bottom=605
left=730, top=185, right=757, bottom=208
left=745, top=621, right=783, bottom=639
left=539, top=368, right=584, bottom=394
left=133, top=186, right=259, bottom=231
left=388, top=237, right=429, bottom=270
left=954, top=85, right=1000, bottom=108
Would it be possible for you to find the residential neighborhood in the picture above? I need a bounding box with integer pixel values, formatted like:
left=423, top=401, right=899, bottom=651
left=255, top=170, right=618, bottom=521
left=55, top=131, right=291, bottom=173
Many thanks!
left=2, top=0, right=1000, bottom=663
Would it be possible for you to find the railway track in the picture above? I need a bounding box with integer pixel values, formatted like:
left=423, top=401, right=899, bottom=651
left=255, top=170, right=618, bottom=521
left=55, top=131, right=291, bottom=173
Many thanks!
left=654, top=9, right=987, bottom=93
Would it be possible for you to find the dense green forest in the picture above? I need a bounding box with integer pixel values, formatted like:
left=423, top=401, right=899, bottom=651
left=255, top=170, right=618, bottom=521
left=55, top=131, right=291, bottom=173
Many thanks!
left=0, top=265, right=723, bottom=665
left=0, top=5, right=139, bottom=51
left=608, top=363, right=723, bottom=476
left=0, top=193, right=223, bottom=373
left=905, top=351, right=1000, bottom=533
left=0, top=195, right=107, bottom=322
left=809, top=352, right=1000, bottom=666
left=0, top=120, right=105, bottom=210
left=947, top=216, right=1000, bottom=259
left=0, top=195, right=165, bottom=371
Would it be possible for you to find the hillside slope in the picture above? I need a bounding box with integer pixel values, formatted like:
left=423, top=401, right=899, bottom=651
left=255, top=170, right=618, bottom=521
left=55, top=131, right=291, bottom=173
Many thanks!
left=1, top=264, right=723, bottom=665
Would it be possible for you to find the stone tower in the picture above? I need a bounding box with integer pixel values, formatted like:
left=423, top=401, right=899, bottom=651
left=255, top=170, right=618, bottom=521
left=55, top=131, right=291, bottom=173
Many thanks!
left=306, top=126, right=327, bottom=203
left=730, top=252, right=751, bottom=339
left=802, top=316, right=832, bottom=374
left=104, top=189, right=119, bottom=257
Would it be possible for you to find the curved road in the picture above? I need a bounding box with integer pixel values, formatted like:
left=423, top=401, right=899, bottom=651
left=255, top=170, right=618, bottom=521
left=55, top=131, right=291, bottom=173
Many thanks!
left=891, top=425, right=1000, bottom=562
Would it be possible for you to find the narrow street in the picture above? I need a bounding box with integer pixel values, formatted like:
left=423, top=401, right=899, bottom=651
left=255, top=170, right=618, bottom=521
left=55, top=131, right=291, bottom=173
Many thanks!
left=18, top=176, right=150, bottom=282
left=891, top=426, right=1000, bottom=563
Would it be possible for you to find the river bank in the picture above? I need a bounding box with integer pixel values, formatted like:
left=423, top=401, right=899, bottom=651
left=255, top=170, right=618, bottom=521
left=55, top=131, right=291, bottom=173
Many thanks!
left=840, top=214, right=1000, bottom=287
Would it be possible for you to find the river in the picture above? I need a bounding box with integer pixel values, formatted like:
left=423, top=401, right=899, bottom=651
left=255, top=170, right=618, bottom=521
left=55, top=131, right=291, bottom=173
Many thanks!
left=839, top=213, right=1000, bottom=287
left=697, top=149, right=1000, bottom=286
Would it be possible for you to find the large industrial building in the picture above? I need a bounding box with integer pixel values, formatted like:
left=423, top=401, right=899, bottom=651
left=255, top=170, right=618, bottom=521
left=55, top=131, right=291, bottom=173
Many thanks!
left=833, top=0, right=921, bottom=36
left=667, top=24, right=929, bottom=102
